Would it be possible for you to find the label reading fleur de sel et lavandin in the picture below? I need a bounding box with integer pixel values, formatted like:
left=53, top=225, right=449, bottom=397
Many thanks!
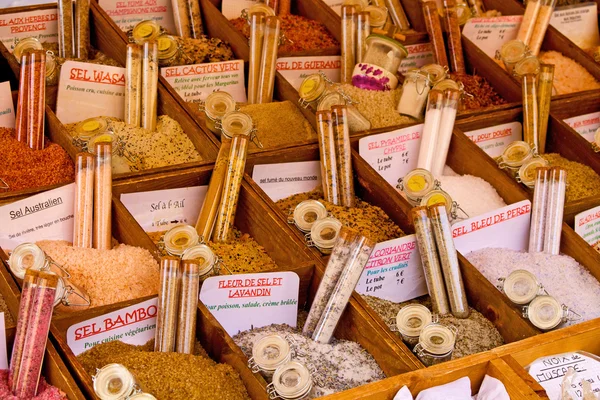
left=464, top=121, right=523, bottom=158
left=252, top=161, right=321, bottom=202
left=575, top=205, right=600, bottom=253
left=277, top=56, right=341, bottom=91
left=200, top=272, right=299, bottom=336
left=120, top=186, right=208, bottom=232
left=67, top=298, right=158, bottom=356
left=0, top=8, right=57, bottom=52
left=462, top=16, right=522, bottom=59
left=564, top=111, right=600, bottom=143
left=0, top=81, right=15, bottom=129
left=99, top=0, right=176, bottom=33
left=161, top=60, right=247, bottom=103
left=355, top=235, right=427, bottom=303
left=358, top=124, right=423, bottom=187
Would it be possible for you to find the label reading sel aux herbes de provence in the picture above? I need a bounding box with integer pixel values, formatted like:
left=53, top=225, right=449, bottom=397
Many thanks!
left=0, top=8, right=58, bottom=51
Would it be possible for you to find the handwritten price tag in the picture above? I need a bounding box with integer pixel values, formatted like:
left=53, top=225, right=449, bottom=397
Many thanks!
left=0, top=8, right=58, bottom=52
left=462, top=16, right=522, bottom=59
left=464, top=121, right=523, bottom=158
left=98, top=0, right=176, bottom=33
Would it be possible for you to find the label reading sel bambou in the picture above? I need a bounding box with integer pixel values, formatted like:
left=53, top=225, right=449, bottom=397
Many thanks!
left=0, top=8, right=58, bottom=52
left=221, top=0, right=257, bottom=19
left=0, top=81, right=15, bottom=128
left=162, top=60, right=247, bottom=103
left=99, top=0, right=176, bottom=33
left=0, top=183, right=75, bottom=250
left=464, top=121, right=522, bottom=158
left=276, top=56, right=341, bottom=91
left=67, top=298, right=158, bottom=356
left=200, top=272, right=299, bottom=336
left=355, top=235, right=427, bottom=303
left=564, top=111, right=600, bottom=143
left=551, top=3, right=600, bottom=51
left=575, top=205, right=600, bottom=253
left=56, top=61, right=126, bottom=124
left=451, top=200, right=531, bottom=254
left=121, top=186, right=207, bottom=232
left=398, top=43, right=435, bottom=74
left=358, top=124, right=423, bottom=187
left=252, top=161, right=321, bottom=202
left=462, top=16, right=522, bottom=59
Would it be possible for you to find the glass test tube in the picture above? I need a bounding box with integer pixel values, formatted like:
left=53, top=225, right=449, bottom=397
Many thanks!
left=516, top=0, right=541, bottom=46
left=278, top=0, right=291, bottom=16
left=303, top=227, right=360, bottom=337
left=421, top=0, right=448, bottom=68
left=417, top=90, right=444, bottom=172
left=142, top=41, right=159, bottom=131
left=73, top=153, right=94, bottom=248
left=313, top=231, right=375, bottom=344
left=428, top=203, right=469, bottom=318
left=58, top=0, right=74, bottom=58
left=188, top=0, right=204, bottom=38
left=15, top=53, right=30, bottom=144
left=93, top=142, right=112, bottom=250
left=522, top=73, right=539, bottom=152
left=125, top=44, right=142, bottom=127
left=75, top=0, right=90, bottom=59
left=528, top=167, right=550, bottom=253
left=529, top=0, right=557, bottom=56
left=212, top=134, right=250, bottom=242
left=176, top=260, right=200, bottom=354
left=412, top=206, right=450, bottom=315
left=331, top=106, right=355, bottom=208
left=356, top=12, right=370, bottom=64
left=430, top=89, right=459, bottom=178
left=257, top=16, right=280, bottom=104
left=537, top=64, right=554, bottom=154
left=341, top=5, right=357, bottom=84
left=172, top=0, right=192, bottom=37
left=195, top=140, right=232, bottom=240
left=13, top=271, right=58, bottom=398
left=316, top=111, right=341, bottom=205
left=543, top=167, right=566, bottom=255
left=28, top=50, right=46, bottom=151
left=384, top=0, right=410, bottom=30
left=443, top=0, right=465, bottom=74
left=248, top=12, right=266, bottom=105
left=155, top=256, right=181, bottom=353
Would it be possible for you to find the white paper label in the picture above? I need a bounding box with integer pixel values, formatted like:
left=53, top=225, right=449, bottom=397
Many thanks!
left=120, top=186, right=207, bottom=232
left=56, top=61, right=126, bottom=124
left=322, top=0, right=344, bottom=16
left=528, top=352, right=600, bottom=400
left=66, top=298, right=157, bottom=356
left=355, top=235, right=428, bottom=303
left=574, top=205, right=600, bottom=252
left=462, top=16, right=523, bottom=59
left=564, top=111, right=600, bottom=143
left=252, top=161, right=321, bottom=202
left=0, top=8, right=58, bottom=52
left=221, top=0, right=256, bottom=19
left=98, top=0, right=176, bottom=33
left=398, top=43, right=435, bottom=74
left=200, top=271, right=299, bottom=336
left=0, top=183, right=75, bottom=250
left=551, top=3, right=600, bottom=51
left=0, top=313, right=7, bottom=370
left=452, top=200, right=531, bottom=254
left=161, top=60, right=247, bottom=103
left=358, top=124, right=423, bottom=187
left=0, top=81, right=15, bottom=129
left=276, top=56, right=341, bottom=91
left=464, top=121, right=523, bottom=158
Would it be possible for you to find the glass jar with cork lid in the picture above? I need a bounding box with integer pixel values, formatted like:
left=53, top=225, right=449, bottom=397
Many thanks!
left=517, top=157, right=549, bottom=188
left=352, top=34, right=408, bottom=91
left=156, top=35, right=181, bottom=67
left=289, top=200, right=328, bottom=233
left=248, top=335, right=292, bottom=379
left=220, top=111, right=262, bottom=148
left=181, top=244, right=223, bottom=281
left=498, top=40, right=529, bottom=75
left=162, top=224, right=201, bottom=256
left=306, top=217, right=342, bottom=254
left=421, top=64, right=447, bottom=86
left=392, top=304, right=434, bottom=347
left=497, top=141, right=534, bottom=177
left=317, top=91, right=371, bottom=133
left=363, top=5, right=389, bottom=29
left=413, top=323, right=457, bottom=366
left=497, top=269, right=544, bottom=305
left=523, top=295, right=581, bottom=331
left=202, top=91, right=237, bottom=135
left=267, top=361, right=314, bottom=400
left=130, top=20, right=163, bottom=44
left=397, top=168, right=438, bottom=206
left=93, top=363, right=141, bottom=400
left=87, top=131, right=137, bottom=174
left=397, top=69, right=432, bottom=119
left=298, top=73, right=332, bottom=110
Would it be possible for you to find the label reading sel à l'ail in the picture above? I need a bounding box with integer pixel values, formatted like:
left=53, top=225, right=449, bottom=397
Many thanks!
left=67, top=298, right=157, bottom=356
left=575, top=205, right=600, bottom=253
left=462, top=16, right=523, bottom=59
left=358, top=124, right=423, bottom=187
left=0, top=8, right=58, bottom=52
left=452, top=200, right=531, bottom=254
left=56, top=61, right=126, bottom=124
left=277, top=56, right=341, bottom=91
left=0, top=81, right=15, bottom=129
left=98, top=0, right=176, bottom=33
left=398, top=43, right=435, bottom=74
left=120, top=186, right=208, bottom=233
left=464, top=121, right=522, bottom=158
left=252, top=161, right=321, bottom=202
left=564, top=111, right=600, bottom=143
left=161, top=60, right=247, bottom=103
left=0, top=183, right=75, bottom=250
left=355, top=235, right=427, bottom=303
left=551, top=3, right=600, bottom=51
left=200, top=272, right=299, bottom=336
